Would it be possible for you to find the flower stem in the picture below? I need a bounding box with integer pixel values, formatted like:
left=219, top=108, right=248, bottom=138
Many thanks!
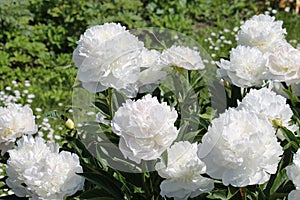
left=240, top=187, right=247, bottom=200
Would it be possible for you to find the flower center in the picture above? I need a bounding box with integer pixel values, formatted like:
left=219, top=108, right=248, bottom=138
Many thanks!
left=1, top=128, right=12, bottom=137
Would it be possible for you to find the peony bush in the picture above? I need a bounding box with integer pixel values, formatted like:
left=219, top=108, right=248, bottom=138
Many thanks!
left=1, top=13, right=300, bottom=200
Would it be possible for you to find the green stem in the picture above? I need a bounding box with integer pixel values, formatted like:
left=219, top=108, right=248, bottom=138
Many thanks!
left=240, top=187, right=247, bottom=200
left=107, top=88, right=114, bottom=118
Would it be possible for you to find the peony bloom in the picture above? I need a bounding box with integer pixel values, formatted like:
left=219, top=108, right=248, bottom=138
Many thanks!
left=155, top=141, right=214, bottom=200
left=0, top=104, right=36, bottom=154
left=265, top=43, right=300, bottom=85
left=136, top=48, right=168, bottom=93
left=72, top=23, right=144, bottom=97
left=286, top=150, right=300, bottom=200
left=237, top=87, right=297, bottom=133
left=237, top=14, right=286, bottom=52
left=23, top=151, right=84, bottom=200
left=111, top=94, right=178, bottom=164
left=161, top=45, right=205, bottom=70
left=6, top=135, right=84, bottom=200
left=288, top=190, right=300, bottom=200
left=198, top=108, right=283, bottom=187
left=216, top=45, right=266, bottom=88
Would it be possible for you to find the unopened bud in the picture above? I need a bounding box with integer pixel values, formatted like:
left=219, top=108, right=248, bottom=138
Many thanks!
left=271, top=118, right=282, bottom=129
left=66, top=118, right=75, bottom=130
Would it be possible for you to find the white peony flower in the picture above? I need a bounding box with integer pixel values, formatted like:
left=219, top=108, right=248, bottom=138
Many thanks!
left=6, top=135, right=56, bottom=197
left=288, top=190, right=300, bottom=200
left=23, top=151, right=84, bottom=200
left=155, top=141, right=214, bottom=200
left=237, top=14, right=287, bottom=52
left=161, top=45, right=205, bottom=70
left=136, top=48, right=168, bottom=93
left=216, top=45, right=266, bottom=88
left=286, top=150, right=300, bottom=200
left=111, top=94, right=178, bottom=164
left=238, top=87, right=297, bottom=133
left=0, top=103, right=37, bottom=154
left=6, top=135, right=84, bottom=200
left=72, top=23, right=144, bottom=97
left=265, top=43, right=300, bottom=85
left=198, top=108, right=283, bottom=187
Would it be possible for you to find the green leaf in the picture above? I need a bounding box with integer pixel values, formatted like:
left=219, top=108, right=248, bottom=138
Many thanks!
left=79, top=188, right=114, bottom=199
left=44, top=110, right=66, bottom=120
left=281, top=127, right=300, bottom=150
left=207, top=189, right=227, bottom=200
left=182, top=129, right=202, bottom=142
left=161, top=150, right=168, bottom=167
left=269, top=169, right=289, bottom=196
left=78, top=172, right=124, bottom=199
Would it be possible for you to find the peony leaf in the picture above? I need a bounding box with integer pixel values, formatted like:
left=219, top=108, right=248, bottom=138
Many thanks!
left=206, top=189, right=227, bottom=199
left=79, top=188, right=114, bottom=199
left=269, top=169, right=289, bottom=196
left=78, top=172, right=124, bottom=199
left=182, top=129, right=202, bottom=142
left=161, top=150, right=168, bottom=167
left=281, top=127, right=300, bottom=150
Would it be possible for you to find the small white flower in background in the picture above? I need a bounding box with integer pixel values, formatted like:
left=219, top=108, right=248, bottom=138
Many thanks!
left=286, top=150, right=300, bottom=200
left=24, top=80, right=31, bottom=87
left=216, top=45, right=266, bottom=88
left=5, top=86, right=11, bottom=91
left=6, top=135, right=84, bottom=200
left=237, top=87, right=298, bottom=134
left=198, top=108, right=283, bottom=187
left=136, top=48, right=168, bottom=93
left=155, top=141, right=214, bottom=200
left=265, top=43, right=300, bottom=85
left=161, top=45, right=205, bottom=70
left=111, top=94, right=178, bottom=164
left=72, top=22, right=144, bottom=97
left=0, top=104, right=37, bottom=154
left=237, top=14, right=287, bottom=52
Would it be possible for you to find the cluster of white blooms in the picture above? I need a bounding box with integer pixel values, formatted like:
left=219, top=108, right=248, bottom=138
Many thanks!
left=217, top=14, right=300, bottom=87
left=0, top=104, right=36, bottom=154
left=155, top=141, right=214, bottom=200
left=112, top=94, right=178, bottom=164
left=71, top=17, right=300, bottom=199
left=287, top=150, right=300, bottom=200
left=73, top=23, right=206, bottom=97
left=6, top=135, right=84, bottom=200
left=198, top=88, right=284, bottom=187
